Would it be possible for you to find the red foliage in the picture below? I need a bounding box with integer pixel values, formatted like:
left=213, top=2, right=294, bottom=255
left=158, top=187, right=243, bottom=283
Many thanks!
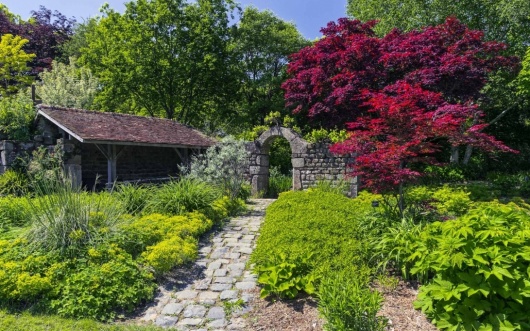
left=283, top=18, right=519, bottom=193
left=0, top=6, right=75, bottom=75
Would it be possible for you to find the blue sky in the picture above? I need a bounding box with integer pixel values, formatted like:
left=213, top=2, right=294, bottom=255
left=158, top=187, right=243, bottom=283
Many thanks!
left=1, top=0, right=348, bottom=39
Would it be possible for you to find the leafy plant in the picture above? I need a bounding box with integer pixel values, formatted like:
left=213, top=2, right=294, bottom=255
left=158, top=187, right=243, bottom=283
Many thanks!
left=409, top=203, right=530, bottom=330
left=187, top=136, right=248, bottom=200
left=318, top=267, right=387, bottom=331
left=255, top=252, right=317, bottom=299
left=0, top=195, right=31, bottom=231
left=223, top=298, right=245, bottom=316
left=52, top=244, right=156, bottom=321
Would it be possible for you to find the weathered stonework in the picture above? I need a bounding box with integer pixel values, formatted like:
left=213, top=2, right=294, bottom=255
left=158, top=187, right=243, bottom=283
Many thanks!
left=246, top=126, right=357, bottom=197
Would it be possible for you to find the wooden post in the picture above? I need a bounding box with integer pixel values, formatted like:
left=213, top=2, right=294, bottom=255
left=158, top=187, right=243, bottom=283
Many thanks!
left=106, top=144, right=117, bottom=190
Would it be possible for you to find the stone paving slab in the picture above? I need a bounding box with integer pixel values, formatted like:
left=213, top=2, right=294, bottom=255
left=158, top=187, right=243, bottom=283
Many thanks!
left=137, top=199, right=274, bottom=330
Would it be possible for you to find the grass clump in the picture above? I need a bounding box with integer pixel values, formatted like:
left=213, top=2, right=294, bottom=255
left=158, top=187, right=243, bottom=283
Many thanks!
left=27, top=178, right=125, bottom=256
left=145, top=177, right=221, bottom=217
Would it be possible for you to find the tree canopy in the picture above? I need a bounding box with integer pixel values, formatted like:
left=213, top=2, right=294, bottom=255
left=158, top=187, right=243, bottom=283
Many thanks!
left=284, top=18, right=518, bottom=193
left=346, top=0, right=530, bottom=56
left=0, top=34, right=35, bottom=96
left=233, top=7, right=308, bottom=129
left=0, top=6, right=75, bottom=75
left=37, top=57, right=99, bottom=109
left=81, top=0, right=239, bottom=129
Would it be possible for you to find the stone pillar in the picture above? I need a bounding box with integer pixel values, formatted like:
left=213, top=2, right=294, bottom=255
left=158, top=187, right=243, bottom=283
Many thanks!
left=62, top=139, right=82, bottom=187
left=250, top=157, right=269, bottom=196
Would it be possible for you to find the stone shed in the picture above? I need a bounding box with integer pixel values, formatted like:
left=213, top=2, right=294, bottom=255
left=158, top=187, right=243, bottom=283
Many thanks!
left=36, top=105, right=215, bottom=188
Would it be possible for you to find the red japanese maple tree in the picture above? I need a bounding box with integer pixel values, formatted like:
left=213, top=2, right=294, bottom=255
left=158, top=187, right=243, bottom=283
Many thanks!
left=282, top=18, right=519, bottom=196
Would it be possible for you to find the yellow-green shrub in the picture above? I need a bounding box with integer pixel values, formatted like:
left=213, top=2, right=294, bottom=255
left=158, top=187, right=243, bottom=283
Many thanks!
left=142, top=236, right=197, bottom=273
left=52, top=244, right=156, bottom=321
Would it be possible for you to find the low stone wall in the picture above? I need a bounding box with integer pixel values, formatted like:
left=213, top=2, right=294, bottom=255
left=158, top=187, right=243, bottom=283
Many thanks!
left=0, top=139, right=53, bottom=174
left=246, top=127, right=357, bottom=197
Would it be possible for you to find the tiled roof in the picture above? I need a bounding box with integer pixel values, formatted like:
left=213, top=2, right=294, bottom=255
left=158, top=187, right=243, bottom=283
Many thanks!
left=37, top=105, right=215, bottom=148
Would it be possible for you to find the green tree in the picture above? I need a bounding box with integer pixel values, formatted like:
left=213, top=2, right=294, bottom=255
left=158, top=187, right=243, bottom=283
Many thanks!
left=37, top=57, right=99, bottom=109
left=0, top=89, right=35, bottom=141
left=0, top=34, right=35, bottom=96
left=346, top=0, right=530, bottom=56
left=233, top=7, right=308, bottom=130
left=81, top=0, right=239, bottom=130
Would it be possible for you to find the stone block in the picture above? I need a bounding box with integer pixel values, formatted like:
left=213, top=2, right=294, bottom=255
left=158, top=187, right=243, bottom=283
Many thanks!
left=249, top=166, right=268, bottom=175
left=256, top=155, right=269, bottom=166
left=291, top=158, right=304, bottom=168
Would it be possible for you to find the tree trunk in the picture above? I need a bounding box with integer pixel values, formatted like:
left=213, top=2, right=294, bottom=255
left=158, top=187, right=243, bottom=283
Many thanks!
left=450, top=146, right=460, bottom=164
left=463, top=145, right=473, bottom=165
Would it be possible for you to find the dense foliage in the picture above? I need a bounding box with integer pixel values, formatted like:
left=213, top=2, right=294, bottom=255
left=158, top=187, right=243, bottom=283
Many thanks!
left=37, top=57, right=99, bottom=109
left=283, top=18, right=517, bottom=197
left=187, top=136, right=249, bottom=200
left=378, top=201, right=530, bottom=330
left=0, top=175, right=245, bottom=321
left=0, top=90, right=35, bottom=140
left=81, top=0, right=237, bottom=127
left=346, top=0, right=530, bottom=57
left=233, top=7, right=308, bottom=128
left=0, top=6, right=75, bottom=75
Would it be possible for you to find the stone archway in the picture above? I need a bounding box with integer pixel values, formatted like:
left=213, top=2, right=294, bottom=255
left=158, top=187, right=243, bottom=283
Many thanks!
left=247, top=126, right=308, bottom=196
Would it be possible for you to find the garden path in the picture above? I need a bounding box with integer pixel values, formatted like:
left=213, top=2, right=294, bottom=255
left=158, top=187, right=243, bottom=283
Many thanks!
left=137, top=199, right=275, bottom=331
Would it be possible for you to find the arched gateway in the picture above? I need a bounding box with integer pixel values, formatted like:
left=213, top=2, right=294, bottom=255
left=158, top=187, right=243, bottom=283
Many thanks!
left=245, top=126, right=358, bottom=197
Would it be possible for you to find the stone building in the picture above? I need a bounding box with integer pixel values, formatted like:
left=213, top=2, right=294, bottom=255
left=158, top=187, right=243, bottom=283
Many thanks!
left=29, top=105, right=214, bottom=188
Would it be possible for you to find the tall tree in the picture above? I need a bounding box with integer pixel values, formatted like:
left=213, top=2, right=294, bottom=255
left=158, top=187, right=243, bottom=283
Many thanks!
left=81, top=0, right=239, bottom=130
left=0, top=34, right=35, bottom=96
left=284, top=18, right=517, bottom=198
left=233, top=7, right=308, bottom=129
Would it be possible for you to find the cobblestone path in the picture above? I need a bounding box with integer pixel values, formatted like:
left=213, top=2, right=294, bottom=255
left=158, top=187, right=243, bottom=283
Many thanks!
left=137, top=199, right=275, bottom=330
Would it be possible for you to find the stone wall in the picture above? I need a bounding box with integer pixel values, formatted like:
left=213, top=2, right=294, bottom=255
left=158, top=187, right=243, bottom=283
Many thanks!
left=246, top=127, right=357, bottom=197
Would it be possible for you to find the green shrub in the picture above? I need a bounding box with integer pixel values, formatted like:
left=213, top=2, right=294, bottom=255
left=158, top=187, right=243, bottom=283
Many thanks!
left=27, top=179, right=125, bottom=256
left=0, top=196, right=31, bottom=231
left=269, top=139, right=292, bottom=175
left=0, top=170, right=29, bottom=197
left=26, top=144, right=65, bottom=193
left=211, top=196, right=246, bottom=222
left=267, top=166, right=291, bottom=198
left=118, top=212, right=213, bottom=257
left=252, top=190, right=371, bottom=277
left=400, top=203, right=530, bottom=330
left=187, top=136, right=249, bottom=199
left=313, top=180, right=351, bottom=196
left=52, top=245, right=156, bottom=321
left=142, top=236, right=197, bottom=274
left=255, top=252, right=316, bottom=299
left=145, top=178, right=220, bottom=217
left=0, top=91, right=35, bottom=141
left=318, top=267, right=387, bottom=331
left=115, top=182, right=152, bottom=214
